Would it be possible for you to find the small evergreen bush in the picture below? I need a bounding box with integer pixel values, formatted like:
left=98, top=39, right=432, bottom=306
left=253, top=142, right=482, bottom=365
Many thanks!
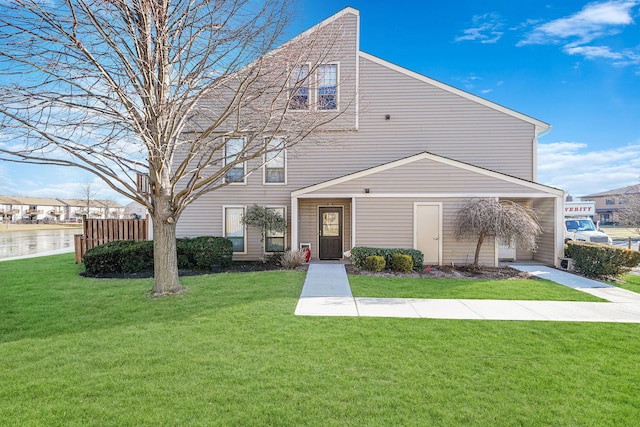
left=363, top=255, right=386, bottom=272
left=83, top=236, right=233, bottom=276
left=390, top=253, right=413, bottom=273
left=350, top=247, right=423, bottom=271
left=567, top=241, right=640, bottom=278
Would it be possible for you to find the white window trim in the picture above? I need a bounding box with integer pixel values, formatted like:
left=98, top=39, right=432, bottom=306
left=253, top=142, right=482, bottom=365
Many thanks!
left=264, top=206, right=287, bottom=254
left=223, top=205, right=247, bottom=254
left=316, top=62, right=340, bottom=112
left=263, top=137, right=287, bottom=185
left=288, top=63, right=312, bottom=112
left=224, top=137, right=247, bottom=185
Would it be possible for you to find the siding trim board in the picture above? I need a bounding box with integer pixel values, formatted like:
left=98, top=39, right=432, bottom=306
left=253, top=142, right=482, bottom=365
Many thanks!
left=299, top=193, right=559, bottom=199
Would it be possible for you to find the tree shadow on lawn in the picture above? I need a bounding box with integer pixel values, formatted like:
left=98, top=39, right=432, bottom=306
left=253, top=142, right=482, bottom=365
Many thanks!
left=1, top=254, right=306, bottom=344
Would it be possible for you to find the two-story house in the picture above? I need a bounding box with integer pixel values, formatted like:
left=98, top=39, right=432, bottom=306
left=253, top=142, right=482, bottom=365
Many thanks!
left=176, top=7, right=564, bottom=267
left=582, top=184, right=640, bottom=225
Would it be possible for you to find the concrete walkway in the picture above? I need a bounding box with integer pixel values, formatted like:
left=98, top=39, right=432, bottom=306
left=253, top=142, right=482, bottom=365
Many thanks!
left=295, top=263, right=640, bottom=323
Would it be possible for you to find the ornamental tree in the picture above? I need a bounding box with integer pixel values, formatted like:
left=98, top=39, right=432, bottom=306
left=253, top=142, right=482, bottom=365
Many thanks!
left=454, top=199, right=542, bottom=270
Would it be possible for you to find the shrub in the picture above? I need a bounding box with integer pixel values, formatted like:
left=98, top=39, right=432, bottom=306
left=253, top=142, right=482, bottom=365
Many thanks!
left=390, top=253, right=413, bottom=273
left=280, top=249, right=307, bottom=269
left=265, top=251, right=285, bottom=266
left=83, top=240, right=154, bottom=276
left=178, top=236, right=233, bottom=270
left=363, top=255, right=386, bottom=272
left=350, top=247, right=423, bottom=271
left=567, top=241, right=640, bottom=279
left=83, top=236, right=233, bottom=275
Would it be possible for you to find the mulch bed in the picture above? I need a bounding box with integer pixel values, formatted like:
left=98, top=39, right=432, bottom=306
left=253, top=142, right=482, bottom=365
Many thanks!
left=83, top=261, right=529, bottom=280
left=345, top=264, right=532, bottom=280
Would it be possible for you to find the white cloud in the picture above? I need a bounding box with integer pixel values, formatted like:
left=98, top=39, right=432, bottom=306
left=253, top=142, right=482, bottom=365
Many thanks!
left=564, top=45, right=624, bottom=59
left=520, top=1, right=638, bottom=45
left=518, top=1, right=640, bottom=69
left=538, top=141, right=640, bottom=197
left=455, top=13, right=504, bottom=44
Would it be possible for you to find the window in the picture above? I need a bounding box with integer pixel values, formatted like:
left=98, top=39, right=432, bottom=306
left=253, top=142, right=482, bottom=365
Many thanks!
left=605, top=199, right=615, bottom=205
left=264, top=138, right=286, bottom=184
left=317, top=64, right=337, bottom=110
left=265, top=207, right=285, bottom=252
left=224, top=207, right=245, bottom=253
left=224, top=137, right=245, bottom=183
left=289, top=64, right=309, bottom=110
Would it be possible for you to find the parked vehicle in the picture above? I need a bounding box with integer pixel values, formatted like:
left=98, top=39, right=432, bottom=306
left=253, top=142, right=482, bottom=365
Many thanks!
left=564, top=201, right=612, bottom=244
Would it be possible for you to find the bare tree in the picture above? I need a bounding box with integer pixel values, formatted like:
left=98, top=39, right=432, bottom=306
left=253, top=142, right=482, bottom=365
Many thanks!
left=615, top=185, right=640, bottom=234
left=79, top=181, right=98, bottom=218
left=454, top=199, right=542, bottom=270
left=0, top=0, right=348, bottom=295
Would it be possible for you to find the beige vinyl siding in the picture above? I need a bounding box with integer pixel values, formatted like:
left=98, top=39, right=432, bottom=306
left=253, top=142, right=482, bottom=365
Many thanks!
left=177, top=184, right=293, bottom=260
left=282, top=55, right=536, bottom=186
left=307, top=157, right=538, bottom=195
left=356, top=56, right=536, bottom=179
left=532, top=198, right=557, bottom=265
left=354, top=197, right=495, bottom=266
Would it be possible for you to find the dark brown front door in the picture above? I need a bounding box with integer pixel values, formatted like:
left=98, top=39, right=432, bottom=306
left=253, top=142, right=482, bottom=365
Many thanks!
left=319, top=207, right=343, bottom=259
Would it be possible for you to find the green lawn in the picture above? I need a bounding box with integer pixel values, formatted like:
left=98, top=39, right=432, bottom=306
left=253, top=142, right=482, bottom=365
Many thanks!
left=618, top=274, right=640, bottom=294
left=348, top=275, right=604, bottom=301
left=1, top=254, right=639, bottom=426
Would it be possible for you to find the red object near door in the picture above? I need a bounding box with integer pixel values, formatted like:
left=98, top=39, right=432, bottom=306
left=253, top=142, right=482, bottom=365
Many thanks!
left=303, top=247, right=311, bottom=262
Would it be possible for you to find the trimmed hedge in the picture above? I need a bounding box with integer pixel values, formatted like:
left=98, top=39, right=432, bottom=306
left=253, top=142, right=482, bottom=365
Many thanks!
left=390, top=253, right=413, bottom=273
left=363, top=255, right=386, bottom=272
left=83, top=236, right=233, bottom=276
left=351, top=247, right=424, bottom=271
left=566, top=241, right=640, bottom=279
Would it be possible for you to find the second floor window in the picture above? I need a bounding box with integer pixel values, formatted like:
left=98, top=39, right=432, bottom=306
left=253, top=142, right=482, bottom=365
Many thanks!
left=289, top=64, right=309, bottom=110
left=225, top=137, right=245, bottom=183
left=317, top=64, right=337, bottom=110
left=264, top=138, right=286, bottom=184
left=605, top=199, right=615, bottom=205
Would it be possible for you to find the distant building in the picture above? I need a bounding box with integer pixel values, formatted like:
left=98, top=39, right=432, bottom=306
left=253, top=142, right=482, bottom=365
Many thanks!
left=0, top=195, right=125, bottom=222
left=125, top=201, right=147, bottom=219
left=582, top=184, right=640, bottom=224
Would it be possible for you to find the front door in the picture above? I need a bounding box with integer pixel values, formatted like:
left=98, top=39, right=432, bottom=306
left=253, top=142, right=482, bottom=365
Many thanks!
left=319, top=207, right=343, bottom=259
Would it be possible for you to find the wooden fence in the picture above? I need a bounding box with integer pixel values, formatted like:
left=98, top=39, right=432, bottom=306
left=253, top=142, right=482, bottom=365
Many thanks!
left=75, top=217, right=148, bottom=263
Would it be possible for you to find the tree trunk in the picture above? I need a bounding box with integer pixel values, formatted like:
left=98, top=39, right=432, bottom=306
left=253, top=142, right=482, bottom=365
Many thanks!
left=473, top=229, right=488, bottom=270
left=151, top=195, right=184, bottom=296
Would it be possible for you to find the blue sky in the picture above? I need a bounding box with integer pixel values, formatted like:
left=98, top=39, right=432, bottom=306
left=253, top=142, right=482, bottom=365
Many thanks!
left=1, top=0, right=639, bottom=203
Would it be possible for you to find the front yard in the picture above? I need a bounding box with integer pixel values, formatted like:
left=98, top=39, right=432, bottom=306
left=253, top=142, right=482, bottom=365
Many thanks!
left=1, top=254, right=639, bottom=425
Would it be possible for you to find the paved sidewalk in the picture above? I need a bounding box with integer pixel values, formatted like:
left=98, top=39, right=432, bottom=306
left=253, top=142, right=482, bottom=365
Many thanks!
left=296, top=263, right=358, bottom=316
left=295, top=263, right=640, bottom=323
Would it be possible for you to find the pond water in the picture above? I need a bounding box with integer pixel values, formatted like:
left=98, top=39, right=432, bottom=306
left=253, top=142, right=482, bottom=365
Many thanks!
left=0, top=228, right=78, bottom=260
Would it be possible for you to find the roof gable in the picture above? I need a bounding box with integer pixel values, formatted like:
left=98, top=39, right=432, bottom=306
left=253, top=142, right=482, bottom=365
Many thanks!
left=292, top=152, right=563, bottom=197
left=582, top=184, right=640, bottom=198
